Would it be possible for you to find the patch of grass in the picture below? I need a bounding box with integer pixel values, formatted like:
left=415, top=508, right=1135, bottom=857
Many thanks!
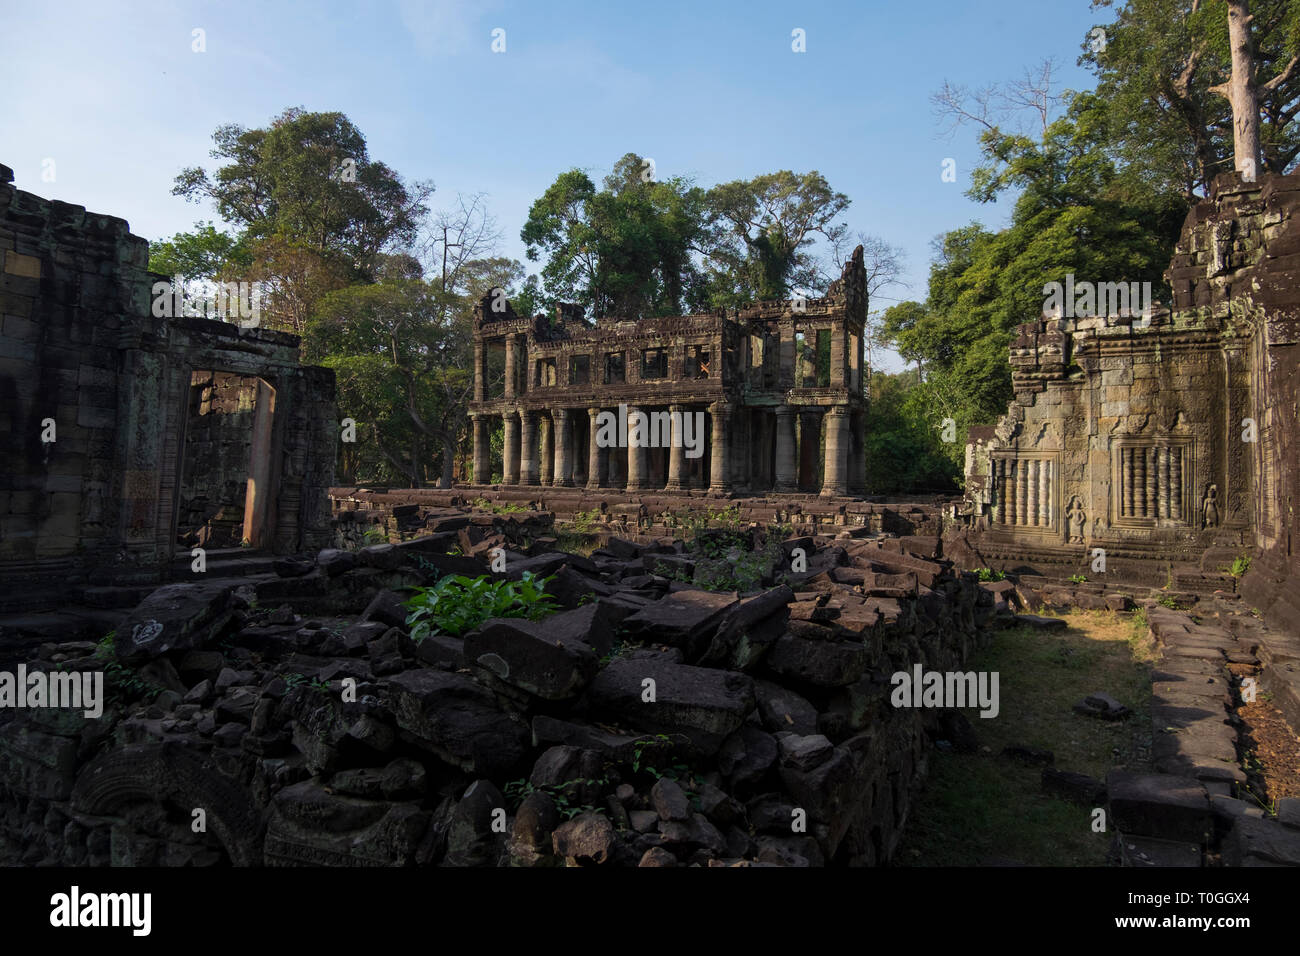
left=970, top=567, right=1005, bottom=582
left=553, top=529, right=597, bottom=557
left=474, top=497, right=528, bottom=515
left=897, top=609, right=1154, bottom=866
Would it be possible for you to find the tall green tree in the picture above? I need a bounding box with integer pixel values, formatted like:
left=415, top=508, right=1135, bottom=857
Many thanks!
left=521, top=153, right=711, bottom=319
left=704, top=170, right=850, bottom=305
left=172, top=107, right=434, bottom=330
left=1084, top=0, right=1300, bottom=198
left=884, top=91, right=1186, bottom=457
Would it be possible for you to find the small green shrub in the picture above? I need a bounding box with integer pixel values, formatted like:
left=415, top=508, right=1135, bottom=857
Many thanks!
left=1068, top=573, right=1088, bottom=584
left=403, top=572, right=557, bottom=641
left=971, top=567, right=1005, bottom=582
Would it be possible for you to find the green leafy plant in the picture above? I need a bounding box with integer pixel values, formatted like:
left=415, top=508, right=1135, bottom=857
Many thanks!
left=598, top=638, right=642, bottom=668
left=1068, top=573, right=1088, bottom=584
left=1157, top=594, right=1185, bottom=610
left=503, top=776, right=609, bottom=820
left=1228, top=554, right=1251, bottom=579
left=362, top=526, right=388, bottom=545
left=94, top=630, right=162, bottom=704
left=971, top=567, right=1005, bottom=582
left=403, top=572, right=558, bottom=642
left=631, top=733, right=692, bottom=782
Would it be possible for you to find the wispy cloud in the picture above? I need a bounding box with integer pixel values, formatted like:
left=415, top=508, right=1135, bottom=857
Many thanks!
left=397, top=0, right=501, bottom=57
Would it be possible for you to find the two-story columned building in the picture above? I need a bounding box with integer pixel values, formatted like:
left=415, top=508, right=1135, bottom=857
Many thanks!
left=468, top=246, right=869, bottom=497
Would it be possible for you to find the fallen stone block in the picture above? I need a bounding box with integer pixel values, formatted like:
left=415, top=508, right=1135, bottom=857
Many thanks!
left=585, top=658, right=754, bottom=757
left=1107, top=771, right=1211, bottom=844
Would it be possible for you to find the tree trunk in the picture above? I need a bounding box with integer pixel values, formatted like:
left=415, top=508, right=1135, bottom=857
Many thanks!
left=1225, top=0, right=1261, bottom=180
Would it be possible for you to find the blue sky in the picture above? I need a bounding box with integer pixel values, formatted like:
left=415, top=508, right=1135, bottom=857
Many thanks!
left=0, top=0, right=1108, bottom=369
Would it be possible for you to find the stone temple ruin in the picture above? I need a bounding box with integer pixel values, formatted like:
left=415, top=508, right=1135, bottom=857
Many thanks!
left=955, top=168, right=1300, bottom=631
left=0, top=163, right=337, bottom=615
left=468, top=246, right=869, bottom=498
left=2, top=163, right=1300, bottom=869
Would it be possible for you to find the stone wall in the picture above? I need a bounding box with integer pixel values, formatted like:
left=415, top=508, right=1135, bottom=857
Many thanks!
left=0, top=513, right=986, bottom=867
left=0, top=163, right=338, bottom=611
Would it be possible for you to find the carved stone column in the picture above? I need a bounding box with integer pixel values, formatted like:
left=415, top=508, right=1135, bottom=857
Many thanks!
left=472, top=414, right=490, bottom=486
left=539, top=415, right=553, bottom=486
left=473, top=341, right=486, bottom=402
left=709, top=402, right=732, bottom=494
left=774, top=407, right=797, bottom=492
left=586, top=407, right=603, bottom=490
left=667, top=404, right=686, bottom=491
left=502, top=412, right=519, bottom=485
left=820, top=406, right=848, bottom=498
left=519, top=411, right=538, bottom=485
left=503, top=334, right=517, bottom=400
left=626, top=405, right=647, bottom=491
left=554, top=409, right=572, bottom=487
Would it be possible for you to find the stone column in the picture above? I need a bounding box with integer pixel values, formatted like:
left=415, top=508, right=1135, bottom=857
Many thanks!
left=820, top=405, right=848, bottom=497
left=520, top=411, right=538, bottom=485
left=798, top=410, right=821, bottom=491
left=473, top=341, right=486, bottom=402
left=504, top=335, right=517, bottom=400
left=667, top=405, right=687, bottom=491
left=774, top=407, right=797, bottom=492
left=587, top=407, right=604, bottom=490
left=502, top=412, right=519, bottom=485
left=539, top=415, right=553, bottom=486
left=472, top=414, right=490, bottom=486
left=709, top=402, right=732, bottom=494
left=554, top=409, right=573, bottom=486
left=626, top=405, right=647, bottom=491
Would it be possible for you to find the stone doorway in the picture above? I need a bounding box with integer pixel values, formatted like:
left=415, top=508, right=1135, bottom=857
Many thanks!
left=176, top=370, right=278, bottom=550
